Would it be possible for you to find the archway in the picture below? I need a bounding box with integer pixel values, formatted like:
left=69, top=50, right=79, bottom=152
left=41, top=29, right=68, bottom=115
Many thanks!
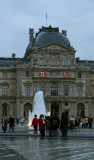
left=24, top=103, right=32, bottom=119
left=77, top=103, right=85, bottom=117
left=51, top=103, right=59, bottom=115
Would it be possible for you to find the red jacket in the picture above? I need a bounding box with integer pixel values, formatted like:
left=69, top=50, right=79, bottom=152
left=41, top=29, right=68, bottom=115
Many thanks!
left=32, top=117, right=39, bottom=126
left=39, top=119, right=45, bottom=131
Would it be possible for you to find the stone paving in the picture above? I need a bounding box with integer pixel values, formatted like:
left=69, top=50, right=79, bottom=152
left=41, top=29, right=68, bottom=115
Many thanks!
left=0, top=122, right=94, bottom=138
left=1, top=123, right=94, bottom=160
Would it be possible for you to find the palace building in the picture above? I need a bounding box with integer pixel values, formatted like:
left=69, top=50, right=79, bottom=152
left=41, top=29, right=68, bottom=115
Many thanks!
left=0, top=26, right=94, bottom=120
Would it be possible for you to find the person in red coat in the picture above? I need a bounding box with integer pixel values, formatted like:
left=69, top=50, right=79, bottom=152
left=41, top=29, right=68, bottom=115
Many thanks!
left=39, top=114, right=45, bottom=137
left=32, top=115, right=39, bottom=133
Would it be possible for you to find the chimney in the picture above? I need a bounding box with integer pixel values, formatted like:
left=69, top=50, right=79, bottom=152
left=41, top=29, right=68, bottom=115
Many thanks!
left=62, top=30, right=67, bottom=36
left=29, top=28, right=34, bottom=45
left=12, top=53, right=16, bottom=58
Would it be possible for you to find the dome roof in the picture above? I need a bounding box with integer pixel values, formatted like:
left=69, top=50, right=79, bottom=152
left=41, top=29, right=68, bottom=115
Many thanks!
left=26, top=26, right=71, bottom=53
left=33, top=30, right=70, bottom=47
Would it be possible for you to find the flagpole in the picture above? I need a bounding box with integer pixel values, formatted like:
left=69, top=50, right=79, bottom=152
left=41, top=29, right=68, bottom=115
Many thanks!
left=46, top=13, right=47, bottom=27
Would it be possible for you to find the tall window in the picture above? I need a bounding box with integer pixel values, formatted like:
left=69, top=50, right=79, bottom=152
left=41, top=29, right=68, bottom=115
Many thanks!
left=78, top=85, right=82, bottom=96
left=52, top=56, right=56, bottom=65
left=3, top=72, right=7, bottom=79
left=78, top=72, right=81, bottom=78
left=2, top=85, right=8, bottom=95
left=3, top=103, right=7, bottom=116
left=63, top=56, right=68, bottom=66
left=25, top=84, right=30, bottom=96
left=64, top=85, right=68, bottom=96
left=26, top=71, right=29, bottom=77
left=40, top=57, right=45, bottom=65
left=40, top=84, right=45, bottom=94
left=51, top=83, right=58, bottom=96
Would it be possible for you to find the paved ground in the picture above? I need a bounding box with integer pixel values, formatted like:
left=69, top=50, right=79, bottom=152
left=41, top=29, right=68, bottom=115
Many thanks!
left=0, top=122, right=94, bottom=138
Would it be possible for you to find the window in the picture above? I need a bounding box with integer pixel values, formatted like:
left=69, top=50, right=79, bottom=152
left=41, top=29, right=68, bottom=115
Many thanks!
left=64, top=85, right=68, bottom=96
left=41, top=72, right=44, bottom=77
left=3, top=103, right=7, bottom=116
left=40, top=57, right=45, bottom=65
left=51, top=87, right=58, bottom=96
left=78, top=85, right=82, bottom=96
left=51, top=83, right=58, bottom=96
left=26, top=71, right=29, bottom=77
left=3, top=72, right=7, bottom=79
left=63, top=56, right=68, bottom=66
left=78, top=72, right=81, bottom=78
left=2, top=85, right=8, bottom=96
left=64, top=72, right=68, bottom=78
left=52, top=56, right=56, bottom=65
left=40, top=84, right=45, bottom=94
left=25, top=84, right=30, bottom=96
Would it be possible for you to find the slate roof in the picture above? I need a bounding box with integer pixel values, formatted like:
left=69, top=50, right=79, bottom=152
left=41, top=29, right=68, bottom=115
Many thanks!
left=0, top=58, right=30, bottom=66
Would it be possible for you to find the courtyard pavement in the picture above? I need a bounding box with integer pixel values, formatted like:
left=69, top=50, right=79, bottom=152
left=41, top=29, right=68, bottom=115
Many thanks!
left=0, top=122, right=94, bottom=138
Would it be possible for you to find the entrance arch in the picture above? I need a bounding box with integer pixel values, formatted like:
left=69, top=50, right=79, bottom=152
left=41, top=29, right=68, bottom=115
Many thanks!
left=51, top=103, right=59, bottom=115
left=24, top=103, right=32, bottom=119
left=77, top=103, right=85, bottom=117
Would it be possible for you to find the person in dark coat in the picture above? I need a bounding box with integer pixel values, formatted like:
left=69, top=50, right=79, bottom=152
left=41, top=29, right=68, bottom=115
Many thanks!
left=32, top=114, right=39, bottom=133
left=88, top=115, right=93, bottom=128
left=60, top=112, right=68, bottom=137
left=8, top=115, right=15, bottom=132
left=39, top=114, right=45, bottom=137
left=49, top=113, right=60, bottom=137
left=1, top=115, right=8, bottom=133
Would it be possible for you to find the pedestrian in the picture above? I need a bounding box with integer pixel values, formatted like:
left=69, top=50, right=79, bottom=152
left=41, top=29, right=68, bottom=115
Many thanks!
left=32, top=114, right=39, bottom=133
left=8, top=115, right=15, bottom=132
left=1, top=115, right=8, bottom=133
left=39, top=114, right=45, bottom=137
left=49, top=112, right=60, bottom=137
left=60, top=111, right=68, bottom=137
left=88, top=115, right=93, bottom=128
left=81, top=116, right=86, bottom=128
left=69, top=115, right=75, bottom=129
left=17, top=118, right=19, bottom=125
left=20, top=117, right=24, bottom=125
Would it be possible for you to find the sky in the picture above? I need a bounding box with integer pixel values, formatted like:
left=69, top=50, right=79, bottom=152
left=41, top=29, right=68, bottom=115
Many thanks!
left=0, top=0, right=94, bottom=60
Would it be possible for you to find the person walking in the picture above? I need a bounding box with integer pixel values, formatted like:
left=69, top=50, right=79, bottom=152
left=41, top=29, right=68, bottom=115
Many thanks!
left=60, top=111, right=68, bottom=137
left=8, top=115, right=15, bottom=132
left=32, top=114, right=39, bottom=133
left=1, top=115, right=8, bottom=133
left=39, top=114, right=45, bottom=137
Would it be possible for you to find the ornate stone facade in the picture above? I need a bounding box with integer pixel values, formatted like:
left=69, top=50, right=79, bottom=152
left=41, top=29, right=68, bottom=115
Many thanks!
left=0, top=26, right=94, bottom=120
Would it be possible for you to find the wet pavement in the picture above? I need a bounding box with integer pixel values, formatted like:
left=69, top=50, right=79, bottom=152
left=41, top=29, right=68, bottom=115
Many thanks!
left=1, top=124, right=94, bottom=160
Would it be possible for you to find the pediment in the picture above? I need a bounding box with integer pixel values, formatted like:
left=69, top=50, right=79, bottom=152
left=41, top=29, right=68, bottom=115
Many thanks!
left=38, top=42, right=70, bottom=51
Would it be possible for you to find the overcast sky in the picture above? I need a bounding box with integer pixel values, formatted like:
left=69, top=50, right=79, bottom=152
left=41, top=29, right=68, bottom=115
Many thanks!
left=0, top=0, right=94, bottom=60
